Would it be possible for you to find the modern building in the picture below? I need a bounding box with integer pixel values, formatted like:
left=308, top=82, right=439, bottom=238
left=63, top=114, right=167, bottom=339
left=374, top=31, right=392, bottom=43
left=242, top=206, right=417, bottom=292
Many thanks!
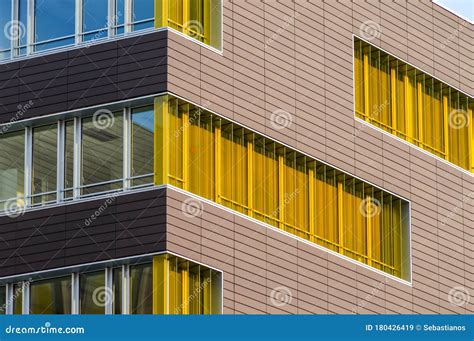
left=0, top=0, right=472, bottom=315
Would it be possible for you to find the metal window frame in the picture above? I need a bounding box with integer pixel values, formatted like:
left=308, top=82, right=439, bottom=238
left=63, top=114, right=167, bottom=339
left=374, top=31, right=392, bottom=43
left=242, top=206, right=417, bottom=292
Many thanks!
left=123, top=108, right=131, bottom=190
left=73, top=117, right=82, bottom=199
left=71, top=272, right=80, bottom=314
left=122, top=264, right=130, bottom=314
left=24, top=127, right=32, bottom=207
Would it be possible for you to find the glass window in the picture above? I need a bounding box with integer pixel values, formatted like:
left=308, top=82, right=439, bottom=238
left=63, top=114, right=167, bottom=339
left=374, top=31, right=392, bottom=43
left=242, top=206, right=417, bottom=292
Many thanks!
left=80, top=271, right=105, bottom=314
left=32, top=124, right=57, bottom=205
left=164, top=0, right=222, bottom=49
left=0, top=130, right=25, bottom=210
left=34, top=0, right=76, bottom=51
left=0, top=286, right=6, bottom=314
left=13, top=282, right=23, bottom=314
left=131, top=106, right=154, bottom=186
left=0, top=0, right=12, bottom=60
left=81, top=112, right=123, bottom=195
left=64, top=120, right=75, bottom=199
left=82, top=0, right=109, bottom=42
left=130, top=263, right=152, bottom=314
left=17, top=0, right=28, bottom=56
left=113, top=267, right=122, bottom=314
left=114, top=0, right=125, bottom=35
left=30, top=276, right=71, bottom=314
left=132, top=0, right=154, bottom=31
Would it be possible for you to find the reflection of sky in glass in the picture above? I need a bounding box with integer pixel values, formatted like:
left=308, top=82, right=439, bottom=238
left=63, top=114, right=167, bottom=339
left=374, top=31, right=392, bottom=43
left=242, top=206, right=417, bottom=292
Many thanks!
left=133, top=0, right=154, bottom=22
left=19, top=0, right=28, bottom=46
left=35, top=0, right=76, bottom=42
left=83, top=0, right=109, bottom=32
left=0, top=1, right=12, bottom=50
left=132, top=110, right=154, bottom=132
left=434, top=0, right=473, bottom=22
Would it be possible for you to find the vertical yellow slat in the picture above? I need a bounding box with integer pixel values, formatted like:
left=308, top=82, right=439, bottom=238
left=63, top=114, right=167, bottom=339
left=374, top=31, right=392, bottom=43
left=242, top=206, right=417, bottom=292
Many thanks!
left=363, top=51, right=370, bottom=120
left=390, top=67, right=397, bottom=133
left=278, top=153, right=285, bottom=230
left=366, top=194, right=373, bottom=267
left=417, top=80, right=424, bottom=147
left=443, top=95, right=450, bottom=161
left=214, top=126, right=221, bottom=203
left=337, top=181, right=344, bottom=254
left=308, top=167, right=315, bottom=243
left=469, top=105, right=474, bottom=172
left=155, top=0, right=169, bottom=28
left=153, top=255, right=169, bottom=314
left=203, top=0, right=210, bottom=44
left=181, top=268, right=189, bottom=315
left=182, top=104, right=189, bottom=191
left=183, top=0, right=189, bottom=33
left=404, top=73, right=413, bottom=143
left=154, top=96, right=169, bottom=185
left=247, top=140, right=253, bottom=217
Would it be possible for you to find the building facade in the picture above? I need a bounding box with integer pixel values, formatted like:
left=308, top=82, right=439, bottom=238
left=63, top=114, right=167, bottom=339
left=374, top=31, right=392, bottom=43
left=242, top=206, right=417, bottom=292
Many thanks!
left=0, top=0, right=472, bottom=314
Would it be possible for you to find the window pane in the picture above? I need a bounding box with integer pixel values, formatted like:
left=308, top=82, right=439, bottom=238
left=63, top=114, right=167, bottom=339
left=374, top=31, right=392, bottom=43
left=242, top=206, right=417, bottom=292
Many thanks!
left=0, top=286, right=5, bottom=314
left=113, top=267, right=122, bottom=314
left=0, top=0, right=12, bottom=60
left=18, top=0, right=28, bottom=51
left=0, top=130, right=25, bottom=208
left=130, top=263, right=152, bottom=314
left=131, top=106, right=154, bottom=186
left=81, top=113, right=123, bottom=195
left=114, top=0, right=125, bottom=34
left=32, top=124, right=57, bottom=205
left=132, top=0, right=154, bottom=30
left=30, top=276, right=71, bottom=314
left=13, top=283, right=23, bottom=314
left=80, top=271, right=105, bottom=314
left=35, top=0, right=75, bottom=51
left=64, top=120, right=74, bottom=198
left=82, top=0, right=109, bottom=41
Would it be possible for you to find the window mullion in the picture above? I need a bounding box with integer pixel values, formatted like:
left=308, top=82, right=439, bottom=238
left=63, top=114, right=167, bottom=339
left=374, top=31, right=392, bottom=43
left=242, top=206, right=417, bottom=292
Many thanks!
left=76, top=0, right=83, bottom=44
left=73, top=117, right=82, bottom=199
left=124, top=0, right=132, bottom=33
left=24, top=126, right=32, bottom=207
left=5, top=284, right=13, bottom=314
left=123, top=108, right=131, bottom=190
left=21, top=281, right=29, bottom=315
left=122, top=265, right=130, bottom=314
left=71, top=273, right=79, bottom=314
left=108, top=0, right=114, bottom=37
left=27, top=0, right=34, bottom=55
left=57, top=120, right=65, bottom=202
left=105, top=268, right=113, bottom=314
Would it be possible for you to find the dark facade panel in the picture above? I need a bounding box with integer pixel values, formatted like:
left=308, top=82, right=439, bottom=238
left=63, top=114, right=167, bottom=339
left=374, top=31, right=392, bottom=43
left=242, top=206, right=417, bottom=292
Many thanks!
left=0, top=31, right=168, bottom=124
left=0, top=188, right=166, bottom=278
